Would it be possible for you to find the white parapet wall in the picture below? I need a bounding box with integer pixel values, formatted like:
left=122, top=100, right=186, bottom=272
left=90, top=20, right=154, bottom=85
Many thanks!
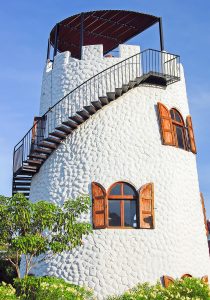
left=27, top=54, right=210, bottom=299
left=39, top=44, right=140, bottom=116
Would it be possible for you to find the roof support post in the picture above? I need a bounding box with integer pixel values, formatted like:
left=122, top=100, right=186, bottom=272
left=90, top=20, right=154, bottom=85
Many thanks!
left=80, top=13, right=84, bottom=59
left=46, top=38, right=51, bottom=62
left=53, top=23, right=60, bottom=60
left=159, top=17, right=164, bottom=51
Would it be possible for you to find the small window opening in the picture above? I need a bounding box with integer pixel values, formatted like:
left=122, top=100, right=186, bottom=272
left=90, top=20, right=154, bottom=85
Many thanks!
left=108, top=182, right=138, bottom=228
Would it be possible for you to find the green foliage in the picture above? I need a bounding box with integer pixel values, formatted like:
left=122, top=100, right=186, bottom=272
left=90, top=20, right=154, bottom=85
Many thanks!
left=14, top=276, right=94, bottom=300
left=0, top=282, right=19, bottom=299
left=0, top=193, right=92, bottom=278
left=108, top=278, right=210, bottom=300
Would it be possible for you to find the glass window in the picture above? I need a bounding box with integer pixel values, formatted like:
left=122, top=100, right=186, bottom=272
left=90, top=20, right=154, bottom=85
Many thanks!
left=170, top=108, right=186, bottom=150
left=109, top=184, right=121, bottom=195
left=108, top=182, right=138, bottom=228
left=124, top=200, right=137, bottom=227
left=174, top=111, right=182, bottom=123
left=124, top=184, right=136, bottom=196
left=108, top=200, right=121, bottom=226
left=176, top=126, right=185, bottom=149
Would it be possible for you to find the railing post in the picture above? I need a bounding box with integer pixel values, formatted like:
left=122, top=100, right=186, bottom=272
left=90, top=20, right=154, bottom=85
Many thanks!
left=159, top=18, right=164, bottom=51
left=53, top=23, right=60, bottom=60
left=80, top=13, right=84, bottom=59
left=46, top=37, right=51, bottom=62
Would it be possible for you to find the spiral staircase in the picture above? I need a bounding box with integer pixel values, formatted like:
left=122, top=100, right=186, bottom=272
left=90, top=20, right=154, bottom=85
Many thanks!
left=12, top=49, right=180, bottom=198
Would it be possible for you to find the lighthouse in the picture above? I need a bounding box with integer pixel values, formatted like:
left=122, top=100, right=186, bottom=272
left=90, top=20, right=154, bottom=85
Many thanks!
left=12, top=10, right=210, bottom=299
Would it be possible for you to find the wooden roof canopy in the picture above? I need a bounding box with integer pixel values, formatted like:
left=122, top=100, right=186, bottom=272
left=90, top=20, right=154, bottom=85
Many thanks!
left=49, top=10, right=164, bottom=60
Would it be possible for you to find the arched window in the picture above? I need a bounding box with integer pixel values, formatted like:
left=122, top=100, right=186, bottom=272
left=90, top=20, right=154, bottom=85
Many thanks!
left=107, top=182, right=138, bottom=228
left=170, top=108, right=186, bottom=150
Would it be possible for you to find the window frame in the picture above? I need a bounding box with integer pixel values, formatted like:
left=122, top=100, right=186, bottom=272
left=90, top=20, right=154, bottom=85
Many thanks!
left=170, top=108, right=187, bottom=150
left=107, top=181, right=138, bottom=229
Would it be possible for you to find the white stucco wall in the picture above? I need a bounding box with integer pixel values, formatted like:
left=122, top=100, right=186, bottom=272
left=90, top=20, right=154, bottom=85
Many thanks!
left=26, top=45, right=210, bottom=299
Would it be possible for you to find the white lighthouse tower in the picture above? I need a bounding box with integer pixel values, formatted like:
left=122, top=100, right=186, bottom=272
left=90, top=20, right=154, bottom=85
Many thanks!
left=13, top=10, right=210, bottom=299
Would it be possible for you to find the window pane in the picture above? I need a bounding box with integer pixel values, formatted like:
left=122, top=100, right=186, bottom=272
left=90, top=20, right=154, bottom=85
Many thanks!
left=170, top=110, right=174, bottom=120
left=176, top=126, right=185, bottom=149
left=108, top=200, right=121, bottom=226
left=174, top=111, right=182, bottom=123
left=124, top=200, right=137, bottom=228
left=123, top=183, right=136, bottom=196
left=110, top=184, right=121, bottom=195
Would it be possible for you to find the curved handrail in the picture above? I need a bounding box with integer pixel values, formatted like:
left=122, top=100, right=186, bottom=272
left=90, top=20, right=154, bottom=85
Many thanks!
left=13, top=48, right=180, bottom=174
left=14, top=50, right=143, bottom=148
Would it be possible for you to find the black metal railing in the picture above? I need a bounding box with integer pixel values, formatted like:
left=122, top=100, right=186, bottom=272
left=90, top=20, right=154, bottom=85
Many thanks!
left=13, top=49, right=180, bottom=174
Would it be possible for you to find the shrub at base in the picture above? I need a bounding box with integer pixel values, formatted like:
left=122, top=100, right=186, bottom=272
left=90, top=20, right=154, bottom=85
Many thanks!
left=108, top=278, right=210, bottom=300
left=14, top=276, right=94, bottom=300
left=0, top=282, right=19, bottom=300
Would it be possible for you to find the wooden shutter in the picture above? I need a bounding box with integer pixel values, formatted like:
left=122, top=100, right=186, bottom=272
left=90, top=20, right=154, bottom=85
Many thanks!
left=139, top=183, right=155, bottom=229
left=163, top=276, right=175, bottom=288
left=200, top=193, right=208, bottom=236
left=201, top=275, right=209, bottom=284
left=186, top=115, right=197, bottom=154
left=92, top=182, right=107, bottom=229
left=157, top=102, right=175, bottom=146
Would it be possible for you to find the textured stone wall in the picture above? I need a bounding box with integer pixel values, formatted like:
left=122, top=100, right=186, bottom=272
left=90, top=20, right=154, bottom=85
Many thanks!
left=27, top=47, right=210, bottom=299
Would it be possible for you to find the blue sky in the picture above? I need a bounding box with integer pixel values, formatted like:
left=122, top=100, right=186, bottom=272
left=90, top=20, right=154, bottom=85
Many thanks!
left=0, top=1, right=210, bottom=216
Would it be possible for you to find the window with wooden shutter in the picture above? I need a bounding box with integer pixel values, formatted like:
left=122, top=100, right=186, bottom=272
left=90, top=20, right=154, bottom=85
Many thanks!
left=201, top=275, right=209, bottom=284
left=186, top=115, right=197, bottom=154
left=139, top=183, right=155, bottom=229
left=163, top=276, right=175, bottom=288
left=92, top=182, right=107, bottom=229
left=157, top=102, right=175, bottom=146
left=107, top=182, right=138, bottom=228
left=170, top=108, right=187, bottom=150
left=200, top=192, right=208, bottom=236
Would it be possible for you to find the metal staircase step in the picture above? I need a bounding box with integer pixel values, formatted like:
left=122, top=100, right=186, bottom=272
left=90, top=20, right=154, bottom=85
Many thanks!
left=99, top=96, right=109, bottom=105
left=13, top=187, right=31, bottom=192
left=38, top=141, right=57, bottom=149
left=23, top=163, right=37, bottom=169
left=107, top=92, right=115, bottom=101
left=136, top=77, right=144, bottom=85
left=62, top=119, right=78, bottom=129
left=50, top=131, right=67, bottom=139
left=76, top=110, right=90, bottom=120
left=14, top=176, right=32, bottom=181
left=13, top=182, right=31, bottom=186
left=55, top=125, right=72, bottom=134
left=91, top=101, right=102, bottom=110
left=122, top=84, right=129, bottom=92
left=21, top=169, right=37, bottom=174
left=26, top=159, right=43, bottom=166
left=115, top=88, right=122, bottom=97
left=129, top=80, right=137, bottom=88
left=45, top=137, right=62, bottom=144
left=69, top=115, right=84, bottom=124
left=83, top=105, right=96, bottom=115
left=28, top=154, right=47, bottom=160
left=32, top=148, right=52, bottom=154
